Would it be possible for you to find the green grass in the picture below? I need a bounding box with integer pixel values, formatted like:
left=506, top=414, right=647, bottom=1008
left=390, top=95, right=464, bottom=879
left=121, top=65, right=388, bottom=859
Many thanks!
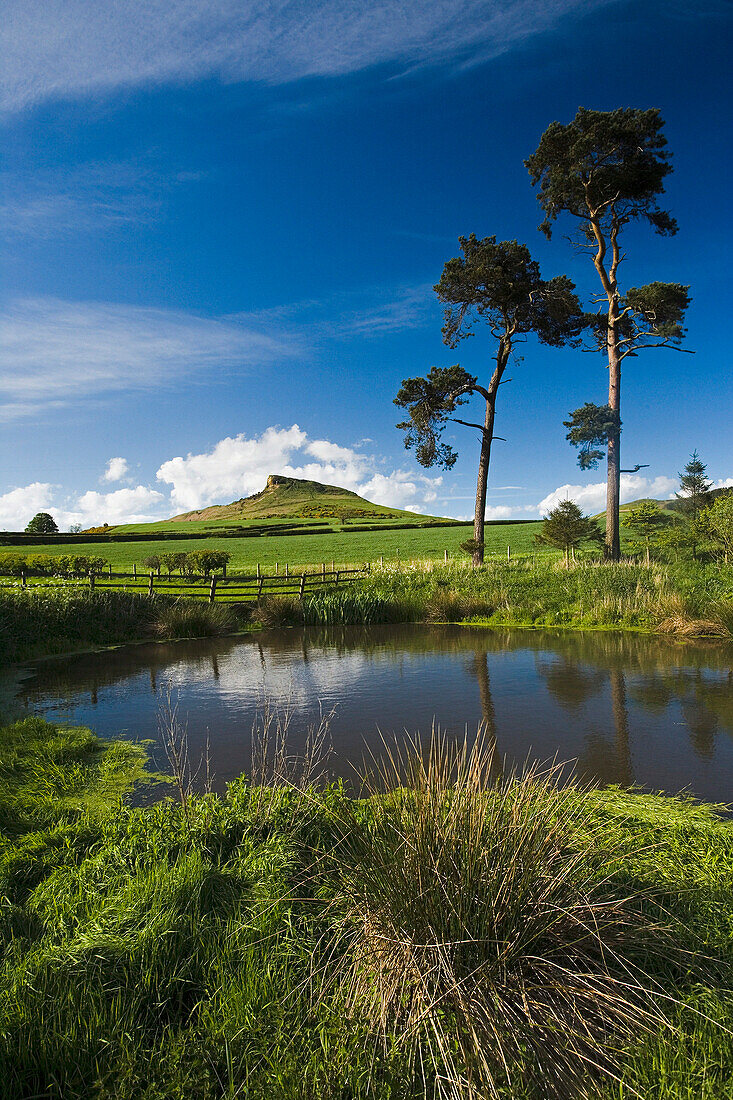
left=2, top=718, right=733, bottom=1098
left=5, top=521, right=541, bottom=573
left=0, top=590, right=252, bottom=663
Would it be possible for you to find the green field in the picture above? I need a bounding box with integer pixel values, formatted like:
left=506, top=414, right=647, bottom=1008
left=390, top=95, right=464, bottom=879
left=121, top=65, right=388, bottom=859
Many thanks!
left=8, top=520, right=544, bottom=573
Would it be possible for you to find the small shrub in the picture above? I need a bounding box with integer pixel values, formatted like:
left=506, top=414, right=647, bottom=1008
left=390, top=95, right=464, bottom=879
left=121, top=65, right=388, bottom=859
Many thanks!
left=184, top=550, right=231, bottom=576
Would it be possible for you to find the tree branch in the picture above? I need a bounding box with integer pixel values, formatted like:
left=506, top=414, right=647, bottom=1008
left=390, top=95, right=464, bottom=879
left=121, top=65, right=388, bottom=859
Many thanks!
left=448, top=417, right=490, bottom=433
left=619, top=342, right=695, bottom=361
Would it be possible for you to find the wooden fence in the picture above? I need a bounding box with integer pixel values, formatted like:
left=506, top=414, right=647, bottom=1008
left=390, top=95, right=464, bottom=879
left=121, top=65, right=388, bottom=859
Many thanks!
left=85, top=563, right=371, bottom=602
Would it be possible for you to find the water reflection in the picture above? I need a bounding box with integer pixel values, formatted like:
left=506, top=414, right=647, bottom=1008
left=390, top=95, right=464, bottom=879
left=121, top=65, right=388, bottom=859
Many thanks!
left=8, top=625, right=733, bottom=802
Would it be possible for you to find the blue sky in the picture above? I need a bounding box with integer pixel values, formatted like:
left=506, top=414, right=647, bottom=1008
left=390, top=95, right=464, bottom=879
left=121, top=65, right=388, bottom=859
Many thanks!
left=1, top=0, right=731, bottom=528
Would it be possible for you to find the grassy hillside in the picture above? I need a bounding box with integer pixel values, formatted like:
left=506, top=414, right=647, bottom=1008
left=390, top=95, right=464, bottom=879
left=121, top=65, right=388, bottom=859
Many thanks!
left=117, top=474, right=443, bottom=531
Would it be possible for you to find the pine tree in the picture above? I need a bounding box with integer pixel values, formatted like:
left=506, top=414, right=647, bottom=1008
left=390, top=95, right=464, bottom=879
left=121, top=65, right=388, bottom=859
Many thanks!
left=622, top=502, right=670, bottom=563
left=535, top=500, right=603, bottom=564
left=676, top=450, right=712, bottom=519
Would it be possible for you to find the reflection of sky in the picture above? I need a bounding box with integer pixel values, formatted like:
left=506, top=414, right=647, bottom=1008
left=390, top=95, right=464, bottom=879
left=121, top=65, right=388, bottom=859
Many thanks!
left=14, top=628, right=733, bottom=802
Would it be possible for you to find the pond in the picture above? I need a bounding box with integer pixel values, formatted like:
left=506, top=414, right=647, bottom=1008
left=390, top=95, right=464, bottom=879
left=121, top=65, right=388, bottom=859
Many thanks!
left=9, top=625, right=733, bottom=801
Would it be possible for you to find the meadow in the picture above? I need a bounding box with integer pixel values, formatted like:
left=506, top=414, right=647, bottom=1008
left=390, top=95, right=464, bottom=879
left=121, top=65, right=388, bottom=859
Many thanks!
left=1, top=716, right=733, bottom=1099
left=0, top=519, right=541, bottom=574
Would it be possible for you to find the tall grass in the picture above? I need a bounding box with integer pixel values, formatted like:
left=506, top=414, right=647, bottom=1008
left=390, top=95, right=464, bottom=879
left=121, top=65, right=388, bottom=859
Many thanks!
left=329, top=733, right=675, bottom=1099
left=365, top=558, right=733, bottom=633
left=0, top=590, right=248, bottom=664
left=153, top=597, right=239, bottom=639
left=0, top=589, right=162, bottom=663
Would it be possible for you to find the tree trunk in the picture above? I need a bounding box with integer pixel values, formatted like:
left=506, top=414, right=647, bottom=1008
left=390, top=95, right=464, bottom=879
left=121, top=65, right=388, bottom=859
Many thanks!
left=605, top=301, right=621, bottom=561
left=471, top=343, right=509, bottom=566
left=472, top=399, right=494, bottom=566
left=590, top=212, right=622, bottom=563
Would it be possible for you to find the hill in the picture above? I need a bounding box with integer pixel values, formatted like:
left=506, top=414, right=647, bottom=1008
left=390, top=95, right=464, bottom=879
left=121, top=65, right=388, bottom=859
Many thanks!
left=592, top=488, right=733, bottom=524
left=166, top=474, right=443, bottom=524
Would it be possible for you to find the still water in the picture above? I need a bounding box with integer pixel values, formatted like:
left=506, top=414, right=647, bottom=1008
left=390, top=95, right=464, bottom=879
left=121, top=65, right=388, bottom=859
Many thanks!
left=9, top=625, right=733, bottom=802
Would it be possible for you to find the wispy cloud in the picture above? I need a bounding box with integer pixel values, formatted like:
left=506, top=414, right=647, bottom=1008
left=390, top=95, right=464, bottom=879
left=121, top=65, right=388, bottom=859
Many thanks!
left=234, top=283, right=438, bottom=341
left=0, top=297, right=297, bottom=419
left=1, top=160, right=204, bottom=239
left=2, top=0, right=619, bottom=113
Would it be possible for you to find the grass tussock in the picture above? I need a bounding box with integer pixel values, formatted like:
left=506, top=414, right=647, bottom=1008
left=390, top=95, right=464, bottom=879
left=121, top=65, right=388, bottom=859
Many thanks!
left=329, top=734, right=675, bottom=1099
left=424, top=590, right=493, bottom=623
left=252, top=593, right=304, bottom=628
left=153, top=598, right=238, bottom=639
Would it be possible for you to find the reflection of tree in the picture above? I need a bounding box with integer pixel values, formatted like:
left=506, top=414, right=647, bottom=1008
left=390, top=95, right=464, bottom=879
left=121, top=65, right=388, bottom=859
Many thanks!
left=535, top=656, right=605, bottom=710
left=681, top=699, right=717, bottom=760
left=609, top=668, right=632, bottom=785
left=573, top=668, right=634, bottom=788
left=471, top=651, right=500, bottom=777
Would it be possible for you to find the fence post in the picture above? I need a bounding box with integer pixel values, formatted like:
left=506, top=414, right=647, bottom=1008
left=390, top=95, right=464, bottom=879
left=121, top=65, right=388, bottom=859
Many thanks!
left=257, top=576, right=264, bottom=598
left=335, top=570, right=340, bottom=584
left=133, top=563, right=137, bottom=577
left=275, top=562, right=279, bottom=574
left=299, top=573, right=306, bottom=598
left=89, top=571, right=95, bottom=592
left=331, top=560, right=334, bottom=572
left=109, top=564, right=112, bottom=577
left=322, top=561, right=325, bottom=577
left=257, top=562, right=260, bottom=579
left=148, top=572, right=154, bottom=597
left=209, top=575, right=217, bottom=604
left=20, top=570, right=26, bottom=588
left=444, top=549, right=448, bottom=563
left=507, top=544, right=511, bottom=562
left=285, top=563, right=289, bottom=578
left=380, top=555, right=383, bottom=567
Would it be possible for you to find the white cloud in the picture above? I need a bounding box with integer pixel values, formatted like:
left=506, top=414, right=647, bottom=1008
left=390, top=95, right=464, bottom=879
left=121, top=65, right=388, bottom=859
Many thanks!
left=537, top=474, right=679, bottom=517
left=0, top=297, right=296, bottom=419
left=0, top=483, right=56, bottom=530
left=0, top=481, right=166, bottom=530
left=72, top=486, right=165, bottom=526
left=715, top=478, right=733, bottom=490
left=103, top=457, right=129, bottom=483
left=156, top=424, right=442, bottom=515
left=1, top=0, right=618, bottom=112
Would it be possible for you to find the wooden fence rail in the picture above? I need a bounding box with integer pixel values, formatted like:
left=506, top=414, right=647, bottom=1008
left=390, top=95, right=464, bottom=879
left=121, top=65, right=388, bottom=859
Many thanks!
left=88, top=564, right=370, bottom=602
